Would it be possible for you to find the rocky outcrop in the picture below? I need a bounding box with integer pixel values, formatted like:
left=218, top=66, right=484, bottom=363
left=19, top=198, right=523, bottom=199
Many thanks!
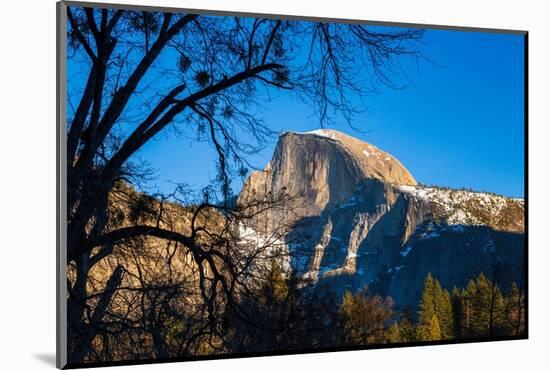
left=237, top=129, right=525, bottom=308
left=238, top=130, right=415, bottom=232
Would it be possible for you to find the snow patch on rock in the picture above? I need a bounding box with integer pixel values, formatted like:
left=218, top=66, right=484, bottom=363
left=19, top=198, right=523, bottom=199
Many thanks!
left=398, top=185, right=523, bottom=227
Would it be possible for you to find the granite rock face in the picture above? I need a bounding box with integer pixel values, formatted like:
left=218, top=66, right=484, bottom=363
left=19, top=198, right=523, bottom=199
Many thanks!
left=238, top=130, right=415, bottom=230
left=237, top=129, right=525, bottom=307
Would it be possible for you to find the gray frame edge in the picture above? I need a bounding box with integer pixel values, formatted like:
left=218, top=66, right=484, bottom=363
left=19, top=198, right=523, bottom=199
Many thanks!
left=57, top=1, right=68, bottom=369
left=55, top=2, right=528, bottom=369
left=62, top=0, right=527, bottom=35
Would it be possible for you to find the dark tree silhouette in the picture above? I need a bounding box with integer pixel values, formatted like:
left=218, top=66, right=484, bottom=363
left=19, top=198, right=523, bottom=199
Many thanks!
left=64, top=5, right=424, bottom=363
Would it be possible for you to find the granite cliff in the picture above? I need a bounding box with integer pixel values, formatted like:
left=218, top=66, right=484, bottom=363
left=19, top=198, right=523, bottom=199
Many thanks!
left=237, top=129, right=525, bottom=308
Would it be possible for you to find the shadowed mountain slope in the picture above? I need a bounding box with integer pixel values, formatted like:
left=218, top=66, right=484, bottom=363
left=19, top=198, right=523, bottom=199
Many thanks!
left=237, top=129, right=525, bottom=307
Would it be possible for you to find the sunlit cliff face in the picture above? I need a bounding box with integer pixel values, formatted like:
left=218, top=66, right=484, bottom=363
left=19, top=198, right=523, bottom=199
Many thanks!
left=237, top=129, right=524, bottom=307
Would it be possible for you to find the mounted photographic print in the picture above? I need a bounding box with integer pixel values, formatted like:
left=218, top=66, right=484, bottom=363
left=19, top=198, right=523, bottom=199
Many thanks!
left=56, top=1, right=527, bottom=368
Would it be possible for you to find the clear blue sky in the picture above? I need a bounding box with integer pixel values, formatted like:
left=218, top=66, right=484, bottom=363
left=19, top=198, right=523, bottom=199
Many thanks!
left=138, top=28, right=524, bottom=198
left=71, top=25, right=525, bottom=198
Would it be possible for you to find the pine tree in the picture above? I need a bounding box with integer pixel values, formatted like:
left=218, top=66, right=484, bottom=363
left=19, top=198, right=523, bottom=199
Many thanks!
left=263, top=259, right=288, bottom=303
left=417, top=273, right=454, bottom=340
left=505, top=282, right=525, bottom=336
left=451, top=287, right=463, bottom=339
left=433, top=279, right=454, bottom=339
left=462, top=279, right=477, bottom=337
left=417, top=273, right=440, bottom=341
left=386, top=321, right=401, bottom=343
left=471, top=272, right=506, bottom=336
left=428, top=315, right=442, bottom=340
left=341, top=290, right=354, bottom=313
left=398, top=307, right=417, bottom=343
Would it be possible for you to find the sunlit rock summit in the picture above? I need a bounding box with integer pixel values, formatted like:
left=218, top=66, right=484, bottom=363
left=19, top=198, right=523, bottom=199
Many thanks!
left=238, top=129, right=525, bottom=307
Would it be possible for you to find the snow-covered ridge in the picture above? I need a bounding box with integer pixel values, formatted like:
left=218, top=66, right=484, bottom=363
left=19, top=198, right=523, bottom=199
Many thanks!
left=304, top=129, right=338, bottom=139
left=281, top=129, right=339, bottom=140
left=398, top=184, right=524, bottom=226
left=398, top=185, right=523, bottom=204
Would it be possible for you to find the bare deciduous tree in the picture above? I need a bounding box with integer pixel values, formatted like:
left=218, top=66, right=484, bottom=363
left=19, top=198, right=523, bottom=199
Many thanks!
left=65, top=6, right=424, bottom=363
